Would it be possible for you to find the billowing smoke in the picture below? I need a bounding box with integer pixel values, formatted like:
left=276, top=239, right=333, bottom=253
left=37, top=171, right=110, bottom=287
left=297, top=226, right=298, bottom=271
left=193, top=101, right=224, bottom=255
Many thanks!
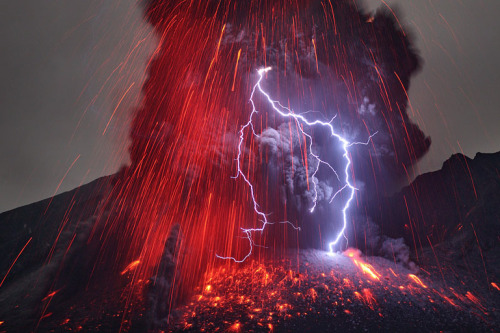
left=110, top=0, right=431, bottom=291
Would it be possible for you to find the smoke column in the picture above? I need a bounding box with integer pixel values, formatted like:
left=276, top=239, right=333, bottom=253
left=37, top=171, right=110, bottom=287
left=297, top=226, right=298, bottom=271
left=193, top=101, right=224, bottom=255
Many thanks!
left=92, top=0, right=430, bottom=299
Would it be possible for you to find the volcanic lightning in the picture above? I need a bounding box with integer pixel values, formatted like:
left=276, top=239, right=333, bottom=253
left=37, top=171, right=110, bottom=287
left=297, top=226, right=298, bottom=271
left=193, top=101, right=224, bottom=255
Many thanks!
left=217, top=67, right=376, bottom=262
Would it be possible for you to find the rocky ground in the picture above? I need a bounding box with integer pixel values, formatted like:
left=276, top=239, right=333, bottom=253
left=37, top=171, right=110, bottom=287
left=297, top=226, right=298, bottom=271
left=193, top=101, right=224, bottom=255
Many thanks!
left=166, top=249, right=498, bottom=332
left=1, top=152, right=499, bottom=332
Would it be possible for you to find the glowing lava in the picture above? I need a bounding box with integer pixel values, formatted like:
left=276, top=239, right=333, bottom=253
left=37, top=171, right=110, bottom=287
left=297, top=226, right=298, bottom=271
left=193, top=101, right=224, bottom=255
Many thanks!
left=344, top=248, right=381, bottom=281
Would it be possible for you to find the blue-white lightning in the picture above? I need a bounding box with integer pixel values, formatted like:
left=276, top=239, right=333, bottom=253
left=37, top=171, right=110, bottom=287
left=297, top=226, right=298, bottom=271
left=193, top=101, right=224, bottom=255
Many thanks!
left=217, top=67, right=376, bottom=262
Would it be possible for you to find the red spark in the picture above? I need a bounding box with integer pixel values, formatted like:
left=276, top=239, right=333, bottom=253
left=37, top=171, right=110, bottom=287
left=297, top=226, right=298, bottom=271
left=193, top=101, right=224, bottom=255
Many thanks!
left=0, top=237, right=32, bottom=288
left=121, top=260, right=141, bottom=275
left=408, top=274, right=428, bottom=289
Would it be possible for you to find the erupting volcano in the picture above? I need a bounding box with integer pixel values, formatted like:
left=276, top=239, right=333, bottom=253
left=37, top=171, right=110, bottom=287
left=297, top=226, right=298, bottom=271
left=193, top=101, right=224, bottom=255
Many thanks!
left=110, top=0, right=431, bottom=296
left=0, top=0, right=499, bottom=332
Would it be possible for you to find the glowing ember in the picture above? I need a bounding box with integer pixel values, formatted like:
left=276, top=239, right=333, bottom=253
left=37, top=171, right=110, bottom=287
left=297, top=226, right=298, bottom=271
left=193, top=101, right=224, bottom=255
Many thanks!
left=120, top=260, right=141, bottom=275
left=167, top=250, right=496, bottom=332
left=344, top=249, right=381, bottom=281
left=408, top=274, right=428, bottom=289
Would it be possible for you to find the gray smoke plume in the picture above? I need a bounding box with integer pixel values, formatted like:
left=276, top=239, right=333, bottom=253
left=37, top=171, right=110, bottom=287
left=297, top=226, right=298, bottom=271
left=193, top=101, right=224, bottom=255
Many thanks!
left=139, top=0, right=430, bottom=251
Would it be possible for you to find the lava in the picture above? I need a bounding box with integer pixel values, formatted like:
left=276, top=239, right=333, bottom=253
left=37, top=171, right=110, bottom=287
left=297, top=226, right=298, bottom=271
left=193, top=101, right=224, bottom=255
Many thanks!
left=344, top=248, right=381, bottom=281
left=167, top=250, right=496, bottom=332
left=121, top=260, right=141, bottom=276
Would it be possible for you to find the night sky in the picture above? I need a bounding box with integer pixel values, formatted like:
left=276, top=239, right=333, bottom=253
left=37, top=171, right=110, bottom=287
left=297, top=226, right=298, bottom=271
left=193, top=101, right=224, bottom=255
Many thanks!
left=1, top=0, right=499, bottom=213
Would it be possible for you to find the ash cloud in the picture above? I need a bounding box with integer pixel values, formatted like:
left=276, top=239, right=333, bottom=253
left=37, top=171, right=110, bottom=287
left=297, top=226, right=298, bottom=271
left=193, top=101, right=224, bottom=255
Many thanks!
left=137, top=0, right=430, bottom=251
left=351, top=216, right=416, bottom=270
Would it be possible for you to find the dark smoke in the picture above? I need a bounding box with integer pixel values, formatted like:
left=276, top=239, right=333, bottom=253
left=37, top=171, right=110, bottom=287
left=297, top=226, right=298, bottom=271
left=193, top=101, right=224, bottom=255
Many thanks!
left=137, top=0, right=430, bottom=250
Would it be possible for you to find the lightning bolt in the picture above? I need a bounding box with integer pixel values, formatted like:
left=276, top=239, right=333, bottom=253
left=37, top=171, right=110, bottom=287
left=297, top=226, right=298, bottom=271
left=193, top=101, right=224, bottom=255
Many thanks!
left=217, top=67, right=376, bottom=262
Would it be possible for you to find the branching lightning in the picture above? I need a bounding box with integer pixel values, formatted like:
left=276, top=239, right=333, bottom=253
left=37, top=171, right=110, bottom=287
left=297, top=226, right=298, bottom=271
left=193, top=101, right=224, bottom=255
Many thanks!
left=217, top=67, right=376, bottom=262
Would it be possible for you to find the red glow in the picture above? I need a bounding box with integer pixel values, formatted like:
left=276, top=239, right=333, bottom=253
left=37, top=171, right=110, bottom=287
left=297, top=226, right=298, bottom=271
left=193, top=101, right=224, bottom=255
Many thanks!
left=120, top=260, right=141, bottom=275
left=344, top=249, right=381, bottom=281
left=408, top=274, right=428, bottom=289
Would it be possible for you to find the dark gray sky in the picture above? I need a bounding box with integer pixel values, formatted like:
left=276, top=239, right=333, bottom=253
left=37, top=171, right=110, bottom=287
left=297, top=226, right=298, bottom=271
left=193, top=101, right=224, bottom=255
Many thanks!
left=0, top=0, right=155, bottom=212
left=363, top=0, right=500, bottom=175
left=0, top=0, right=499, bottom=213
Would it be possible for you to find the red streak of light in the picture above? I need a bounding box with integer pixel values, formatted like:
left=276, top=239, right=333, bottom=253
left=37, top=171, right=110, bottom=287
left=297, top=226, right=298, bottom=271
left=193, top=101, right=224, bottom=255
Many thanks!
left=215, top=24, right=226, bottom=62
left=231, top=49, right=242, bottom=92
left=470, top=223, right=488, bottom=284
left=491, top=282, right=500, bottom=291
left=103, top=82, right=135, bottom=135
left=442, top=295, right=458, bottom=308
left=403, top=195, right=419, bottom=261
left=362, top=288, right=377, bottom=309
left=345, top=249, right=380, bottom=281
left=40, top=312, right=53, bottom=320
left=380, top=0, right=406, bottom=36
left=121, top=260, right=141, bottom=275
left=326, top=0, right=337, bottom=34
left=465, top=291, right=486, bottom=312
left=408, top=274, right=427, bottom=289
left=456, top=141, right=478, bottom=199
left=44, top=155, right=80, bottom=214
left=394, top=71, right=415, bottom=118
left=0, top=237, right=32, bottom=288
left=42, top=289, right=60, bottom=302
left=355, top=260, right=380, bottom=281
left=427, top=235, right=446, bottom=286
left=312, top=38, right=319, bottom=74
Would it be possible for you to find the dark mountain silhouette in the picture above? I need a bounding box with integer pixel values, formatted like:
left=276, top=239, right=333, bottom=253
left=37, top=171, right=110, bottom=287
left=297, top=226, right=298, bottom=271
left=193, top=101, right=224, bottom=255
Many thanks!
left=0, top=151, right=498, bottom=331
left=370, top=152, right=500, bottom=253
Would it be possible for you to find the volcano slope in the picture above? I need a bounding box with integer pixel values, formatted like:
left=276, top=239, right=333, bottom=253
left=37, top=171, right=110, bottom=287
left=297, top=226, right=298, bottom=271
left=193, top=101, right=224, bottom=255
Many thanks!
left=166, top=249, right=498, bottom=332
left=165, top=152, right=500, bottom=332
left=1, top=152, right=499, bottom=332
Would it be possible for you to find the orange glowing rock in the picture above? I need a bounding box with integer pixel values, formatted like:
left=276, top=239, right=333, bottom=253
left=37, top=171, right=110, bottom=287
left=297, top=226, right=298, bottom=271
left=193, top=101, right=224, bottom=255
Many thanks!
left=307, top=288, right=318, bottom=302
left=229, top=322, right=241, bottom=331
left=408, top=274, right=427, bottom=288
left=343, top=249, right=381, bottom=281
left=120, top=260, right=140, bottom=275
left=41, top=289, right=60, bottom=302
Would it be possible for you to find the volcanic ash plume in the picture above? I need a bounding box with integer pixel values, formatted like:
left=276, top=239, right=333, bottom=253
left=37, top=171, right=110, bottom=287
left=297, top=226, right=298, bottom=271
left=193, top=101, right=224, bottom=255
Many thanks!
left=97, top=0, right=431, bottom=298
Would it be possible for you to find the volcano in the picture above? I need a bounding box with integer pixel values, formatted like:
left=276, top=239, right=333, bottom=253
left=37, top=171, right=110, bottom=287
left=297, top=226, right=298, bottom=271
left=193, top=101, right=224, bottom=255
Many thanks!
left=1, top=0, right=499, bottom=331
left=0, top=152, right=498, bottom=332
